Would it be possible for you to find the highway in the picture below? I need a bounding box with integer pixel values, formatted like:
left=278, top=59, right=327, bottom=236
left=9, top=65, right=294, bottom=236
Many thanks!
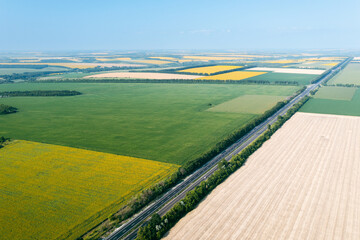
left=105, top=57, right=351, bottom=240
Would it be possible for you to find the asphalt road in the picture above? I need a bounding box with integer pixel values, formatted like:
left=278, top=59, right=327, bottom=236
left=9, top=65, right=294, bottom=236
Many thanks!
left=105, top=57, right=351, bottom=240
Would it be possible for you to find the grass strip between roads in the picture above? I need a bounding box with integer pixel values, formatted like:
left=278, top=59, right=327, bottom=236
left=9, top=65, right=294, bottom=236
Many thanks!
left=136, top=96, right=311, bottom=240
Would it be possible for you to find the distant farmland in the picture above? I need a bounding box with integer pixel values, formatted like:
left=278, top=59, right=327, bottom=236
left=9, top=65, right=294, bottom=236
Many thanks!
left=0, top=66, right=69, bottom=75
left=165, top=112, right=360, bottom=240
left=83, top=72, right=202, bottom=79
left=199, top=71, right=267, bottom=81
left=0, top=140, right=178, bottom=240
left=0, top=62, right=142, bottom=69
left=246, top=67, right=325, bottom=75
left=128, top=59, right=173, bottom=65
left=178, top=65, right=242, bottom=74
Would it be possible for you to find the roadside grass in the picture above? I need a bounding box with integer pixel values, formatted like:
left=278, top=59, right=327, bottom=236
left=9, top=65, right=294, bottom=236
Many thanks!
left=300, top=88, right=360, bottom=116
left=328, top=63, right=360, bottom=85
left=0, top=140, right=178, bottom=240
left=0, top=83, right=299, bottom=165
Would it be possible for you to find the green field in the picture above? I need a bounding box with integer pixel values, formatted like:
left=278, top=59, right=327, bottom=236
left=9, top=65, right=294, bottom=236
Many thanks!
left=300, top=87, right=360, bottom=116
left=328, top=63, right=360, bottom=85
left=207, top=95, right=287, bottom=114
left=314, top=86, right=356, bottom=101
left=0, top=140, right=178, bottom=240
left=245, top=72, right=317, bottom=85
left=0, top=83, right=299, bottom=165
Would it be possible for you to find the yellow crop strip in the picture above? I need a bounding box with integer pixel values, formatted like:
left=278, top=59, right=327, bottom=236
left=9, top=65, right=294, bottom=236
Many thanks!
left=179, top=65, right=243, bottom=74
left=199, top=71, right=267, bottom=81
left=0, top=140, right=179, bottom=240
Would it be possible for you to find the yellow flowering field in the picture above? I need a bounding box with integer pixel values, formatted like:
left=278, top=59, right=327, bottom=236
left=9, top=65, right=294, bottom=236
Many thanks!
left=199, top=71, right=267, bottom=81
left=178, top=65, right=243, bottom=74
left=0, top=140, right=178, bottom=240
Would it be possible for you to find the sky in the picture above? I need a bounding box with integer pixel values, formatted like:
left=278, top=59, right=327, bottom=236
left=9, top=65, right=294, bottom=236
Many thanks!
left=1, top=0, right=360, bottom=51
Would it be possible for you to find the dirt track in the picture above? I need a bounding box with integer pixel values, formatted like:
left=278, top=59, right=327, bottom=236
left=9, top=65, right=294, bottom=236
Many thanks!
left=164, top=112, right=360, bottom=240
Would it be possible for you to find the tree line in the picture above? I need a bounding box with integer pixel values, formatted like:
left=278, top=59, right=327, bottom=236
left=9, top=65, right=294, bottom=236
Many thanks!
left=89, top=87, right=307, bottom=240
left=0, top=64, right=50, bottom=69
left=326, top=83, right=360, bottom=88
left=0, top=90, right=82, bottom=97
left=42, top=78, right=299, bottom=86
left=0, top=104, right=17, bottom=114
left=136, top=96, right=311, bottom=240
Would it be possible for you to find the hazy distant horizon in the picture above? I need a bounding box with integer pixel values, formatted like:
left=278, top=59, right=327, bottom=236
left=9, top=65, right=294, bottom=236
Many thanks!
left=1, top=0, right=360, bottom=51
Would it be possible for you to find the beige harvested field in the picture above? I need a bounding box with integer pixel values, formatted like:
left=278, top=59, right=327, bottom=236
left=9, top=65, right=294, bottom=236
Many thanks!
left=83, top=72, right=202, bottom=79
left=165, top=112, right=360, bottom=240
left=247, top=67, right=325, bottom=75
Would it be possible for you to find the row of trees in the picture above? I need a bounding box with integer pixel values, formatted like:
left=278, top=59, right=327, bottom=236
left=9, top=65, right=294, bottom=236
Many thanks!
left=136, top=96, right=311, bottom=240
left=0, top=104, right=17, bottom=114
left=0, top=71, right=68, bottom=82
left=327, top=83, right=360, bottom=88
left=0, top=64, right=50, bottom=69
left=0, top=90, right=82, bottom=97
left=95, top=87, right=306, bottom=239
